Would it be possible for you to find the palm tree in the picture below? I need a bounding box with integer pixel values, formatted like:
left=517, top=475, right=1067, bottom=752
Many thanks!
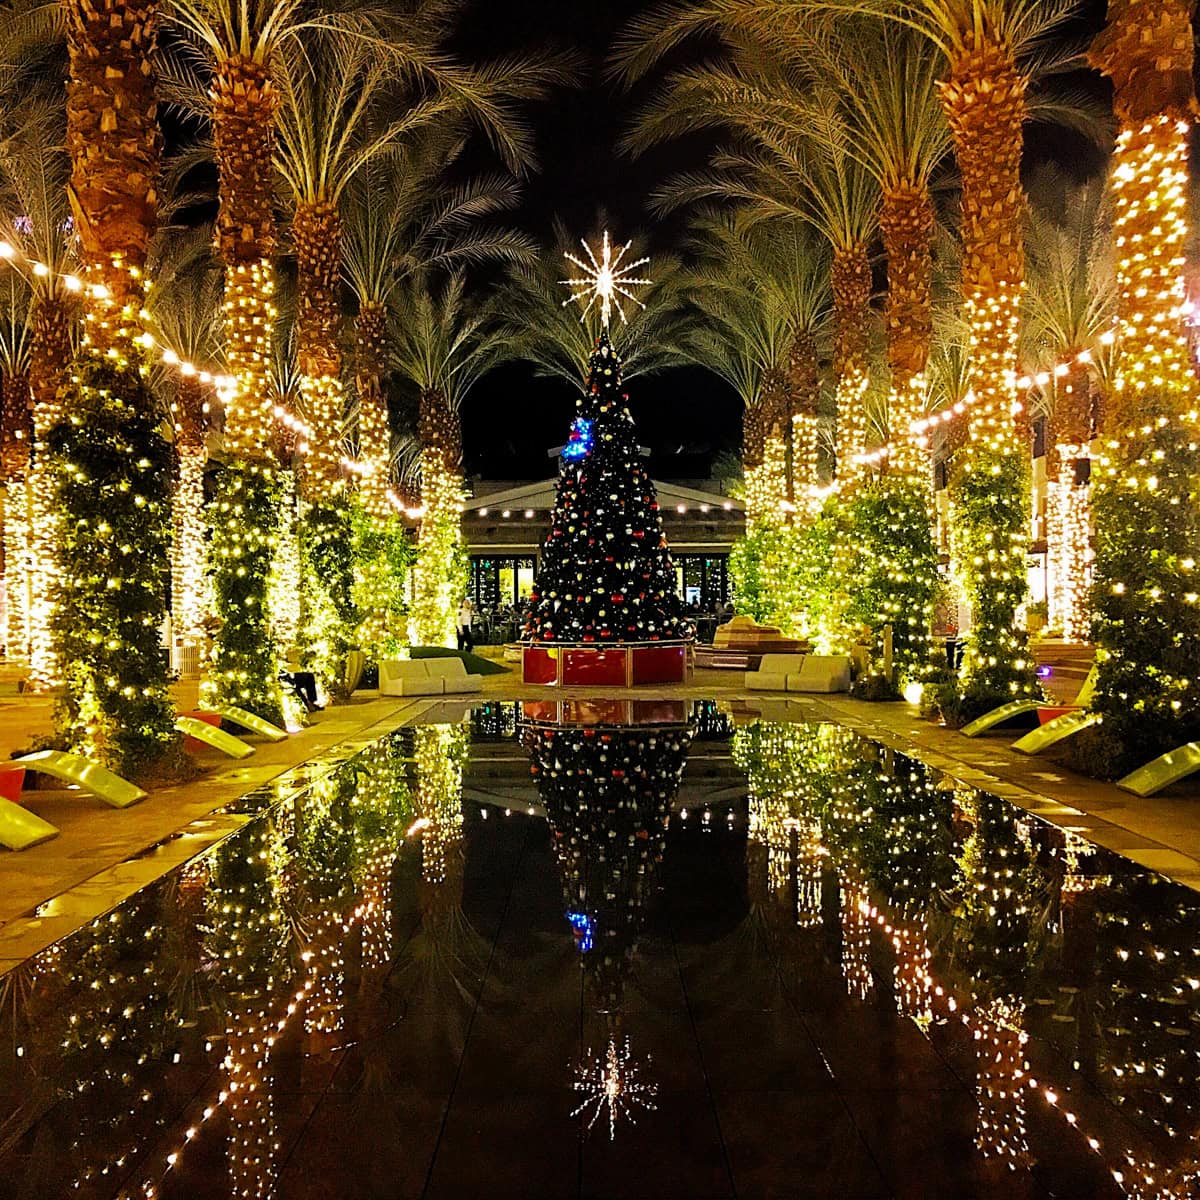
left=1021, top=174, right=1115, bottom=643
left=0, top=104, right=79, bottom=688
left=1085, top=0, right=1200, bottom=765
left=1089, top=0, right=1195, bottom=420
left=793, top=21, right=952, bottom=484
left=273, top=27, right=567, bottom=499
left=390, top=270, right=507, bottom=647
left=341, top=133, right=537, bottom=521
left=682, top=210, right=828, bottom=526
left=144, top=227, right=225, bottom=652
left=642, top=100, right=879, bottom=492
left=615, top=0, right=1089, bottom=707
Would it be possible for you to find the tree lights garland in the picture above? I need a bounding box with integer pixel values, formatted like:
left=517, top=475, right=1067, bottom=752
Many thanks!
left=298, top=502, right=359, bottom=700
left=1045, top=443, right=1093, bottom=642
left=46, top=351, right=183, bottom=778
left=1081, top=0, right=1200, bottom=771
left=203, top=463, right=285, bottom=725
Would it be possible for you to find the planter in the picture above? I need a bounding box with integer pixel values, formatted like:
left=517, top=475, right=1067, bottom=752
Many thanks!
left=521, top=640, right=691, bottom=686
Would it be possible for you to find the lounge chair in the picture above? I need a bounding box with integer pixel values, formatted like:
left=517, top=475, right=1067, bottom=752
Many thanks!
left=1010, top=709, right=1102, bottom=755
left=213, top=705, right=289, bottom=742
left=961, top=664, right=1098, bottom=738
left=13, top=750, right=147, bottom=808
left=0, top=765, right=58, bottom=851
left=175, top=716, right=256, bottom=760
left=1117, top=742, right=1200, bottom=797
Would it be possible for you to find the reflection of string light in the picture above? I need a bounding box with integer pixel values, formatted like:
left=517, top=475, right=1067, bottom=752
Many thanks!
left=573, top=1036, right=657, bottom=1140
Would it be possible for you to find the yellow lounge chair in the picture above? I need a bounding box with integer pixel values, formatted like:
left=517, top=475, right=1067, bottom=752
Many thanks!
left=1117, top=742, right=1200, bottom=798
left=0, top=797, right=58, bottom=850
left=1010, top=709, right=1101, bottom=755
left=213, top=705, right=288, bottom=742
left=961, top=664, right=1098, bottom=738
left=175, top=717, right=256, bottom=760
left=13, top=750, right=147, bottom=808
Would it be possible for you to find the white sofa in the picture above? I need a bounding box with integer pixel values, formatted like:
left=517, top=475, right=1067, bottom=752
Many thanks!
left=379, top=657, right=483, bottom=697
left=745, top=654, right=807, bottom=692
left=745, top=653, right=851, bottom=694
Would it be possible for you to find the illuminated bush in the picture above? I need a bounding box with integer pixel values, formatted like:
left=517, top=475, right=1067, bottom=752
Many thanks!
left=47, top=356, right=182, bottom=779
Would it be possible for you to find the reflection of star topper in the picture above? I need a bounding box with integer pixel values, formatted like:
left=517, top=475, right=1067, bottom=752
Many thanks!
left=561, top=231, right=651, bottom=329
left=572, top=1036, right=658, bottom=1140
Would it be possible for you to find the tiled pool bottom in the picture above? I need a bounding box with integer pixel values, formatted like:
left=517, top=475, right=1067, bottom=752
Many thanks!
left=1, top=701, right=1198, bottom=1200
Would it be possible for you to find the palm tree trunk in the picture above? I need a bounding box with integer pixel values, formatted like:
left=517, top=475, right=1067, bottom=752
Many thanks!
left=745, top=368, right=787, bottom=529
left=410, top=386, right=463, bottom=647
left=355, top=300, right=392, bottom=521
left=1045, top=363, right=1093, bottom=642
left=939, top=36, right=1037, bottom=704
left=880, top=181, right=935, bottom=484
left=212, top=55, right=279, bottom=461
left=831, top=242, right=871, bottom=491
left=172, top=377, right=207, bottom=650
left=939, top=38, right=1026, bottom=447
left=63, top=0, right=160, bottom=351
left=1, top=372, right=31, bottom=660
left=787, top=330, right=822, bottom=520
left=1085, top=0, right=1200, bottom=760
left=293, top=198, right=345, bottom=499
left=1090, top=0, right=1196, bottom=421
left=27, top=294, right=75, bottom=688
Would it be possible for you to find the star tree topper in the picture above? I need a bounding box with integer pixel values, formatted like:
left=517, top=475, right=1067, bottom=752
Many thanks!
left=561, top=230, right=651, bottom=329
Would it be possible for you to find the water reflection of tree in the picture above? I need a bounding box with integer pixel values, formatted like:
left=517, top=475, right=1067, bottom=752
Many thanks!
left=525, top=719, right=694, bottom=1139
left=526, top=722, right=693, bottom=1011
left=1, top=892, right=175, bottom=1199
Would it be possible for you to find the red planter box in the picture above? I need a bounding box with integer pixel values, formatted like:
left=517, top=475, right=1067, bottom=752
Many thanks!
left=521, top=642, right=691, bottom=687
left=0, top=765, right=25, bottom=802
left=562, top=648, right=627, bottom=686
left=631, top=645, right=687, bottom=685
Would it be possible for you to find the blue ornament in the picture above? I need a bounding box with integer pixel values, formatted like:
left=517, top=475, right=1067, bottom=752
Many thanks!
left=563, top=417, right=594, bottom=462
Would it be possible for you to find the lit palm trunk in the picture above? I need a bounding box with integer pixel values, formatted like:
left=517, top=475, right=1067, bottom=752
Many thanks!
left=832, top=243, right=871, bottom=491
left=787, top=330, right=822, bottom=519
left=26, top=295, right=74, bottom=690
left=63, top=0, right=160, bottom=346
left=745, top=369, right=787, bottom=530
left=171, top=377, right=208, bottom=648
left=938, top=35, right=1037, bottom=702
left=206, top=53, right=285, bottom=723
left=409, top=387, right=464, bottom=647
left=1044, top=363, right=1093, bottom=642
left=1086, top=0, right=1200, bottom=760
left=212, top=55, right=279, bottom=460
left=354, top=300, right=392, bottom=522
left=1091, top=0, right=1196, bottom=417
left=293, top=198, right=346, bottom=497
left=880, top=181, right=935, bottom=484
left=1, top=373, right=31, bottom=661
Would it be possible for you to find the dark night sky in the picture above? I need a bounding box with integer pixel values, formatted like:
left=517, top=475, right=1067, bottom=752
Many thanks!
left=451, top=0, right=1115, bottom=484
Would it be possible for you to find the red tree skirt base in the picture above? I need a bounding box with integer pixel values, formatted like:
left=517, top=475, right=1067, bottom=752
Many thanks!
left=522, top=642, right=691, bottom=686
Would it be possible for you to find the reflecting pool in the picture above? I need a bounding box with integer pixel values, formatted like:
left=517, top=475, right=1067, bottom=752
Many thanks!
left=2, top=699, right=1200, bottom=1198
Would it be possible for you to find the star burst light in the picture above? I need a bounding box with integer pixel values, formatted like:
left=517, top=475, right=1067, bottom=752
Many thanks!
left=572, top=1036, right=658, bottom=1139
left=561, top=231, right=651, bottom=329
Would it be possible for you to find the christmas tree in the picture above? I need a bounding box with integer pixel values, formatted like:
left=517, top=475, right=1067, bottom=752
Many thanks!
left=524, top=330, right=691, bottom=645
